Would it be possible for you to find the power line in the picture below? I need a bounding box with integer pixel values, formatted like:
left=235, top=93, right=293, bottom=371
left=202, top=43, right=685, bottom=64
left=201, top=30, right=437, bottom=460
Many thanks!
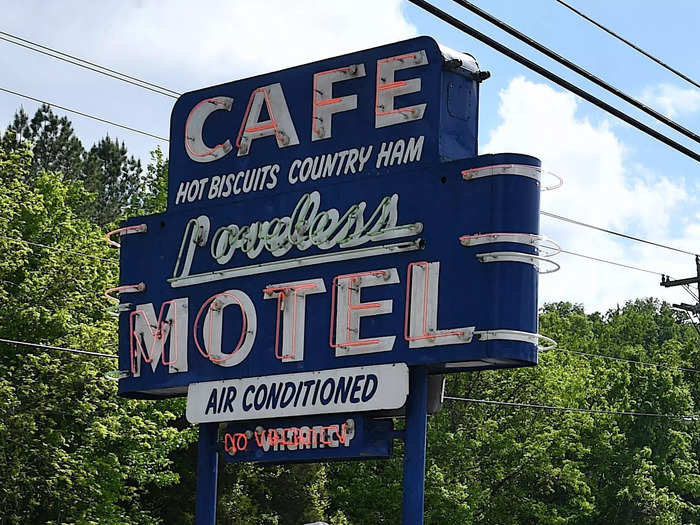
left=683, top=284, right=699, bottom=302
left=451, top=0, right=700, bottom=144
left=541, top=211, right=698, bottom=257
left=0, top=337, right=118, bottom=359
left=552, top=347, right=700, bottom=374
left=553, top=0, right=700, bottom=90
left=0, top=85, right=169, bottom=142
left=406, top=0, right=700, bottom=163
left=0, top=31, right=180, bottom=98
left=0, top=235, right=119, bottom=265
left=444, top=395, right=700, bottom=421
left=558, top=248, right=664, bottom=276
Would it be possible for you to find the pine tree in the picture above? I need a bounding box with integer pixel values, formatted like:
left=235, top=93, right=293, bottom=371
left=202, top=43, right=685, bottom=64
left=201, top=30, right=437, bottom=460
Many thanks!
left=4, top=104, right=84, bottom=183
left=82, top=135, right=144, bottom=226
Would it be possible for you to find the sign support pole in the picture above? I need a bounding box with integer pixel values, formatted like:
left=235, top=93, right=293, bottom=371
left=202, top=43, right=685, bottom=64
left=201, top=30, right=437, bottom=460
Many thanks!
left=195, top=422, right=219, bottom=525
left=402, top=366, right=428, bottom=525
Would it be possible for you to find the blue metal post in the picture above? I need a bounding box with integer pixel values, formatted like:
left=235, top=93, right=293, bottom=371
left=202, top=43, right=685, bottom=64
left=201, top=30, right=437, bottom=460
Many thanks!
left=195, top=423, right=219, bottom=525
left=402, top=366, right=429, bottom=525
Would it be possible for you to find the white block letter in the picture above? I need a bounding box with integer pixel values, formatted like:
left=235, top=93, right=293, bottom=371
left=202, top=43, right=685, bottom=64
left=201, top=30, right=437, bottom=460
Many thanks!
left=195, top=290, right=257, bottom=367
left=405, top=262, right=473, bottom=348
left=236, top=83, right=299, bottom=156
left=312, top=63, right=366, bottom=141
left=263, top=278, right=326, bottom=362
left=184, top=97, right=233, bottom=163
left=130, top=298, right=188, bottom=377
left=375, top=50, right=428, bottom=128
left=331, top=268, right=399, bottom=356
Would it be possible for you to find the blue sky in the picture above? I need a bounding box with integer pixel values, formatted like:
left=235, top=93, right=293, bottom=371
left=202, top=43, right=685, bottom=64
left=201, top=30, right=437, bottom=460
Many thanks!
left=412, top=0, right=699, bottom=174
left=0, top=0, right=698, bottom=313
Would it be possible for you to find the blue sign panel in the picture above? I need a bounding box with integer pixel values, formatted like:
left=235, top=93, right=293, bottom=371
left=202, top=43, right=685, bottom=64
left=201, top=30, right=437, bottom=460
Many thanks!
left=116, top=36, right=541, bottom=399
left=222, top=414, right=393, bottom=464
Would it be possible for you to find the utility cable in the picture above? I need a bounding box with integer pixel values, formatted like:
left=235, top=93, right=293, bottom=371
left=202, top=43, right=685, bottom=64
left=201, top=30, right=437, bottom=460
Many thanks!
left=444, top=395, right=700, bottom=421
left=0, top=337, right=118, bottom=359
left=0, top=235, right=119, bottom=265
left=554, top=0, right=700, bottom=90
left=451, top=0, right=699, bottom=144
left=683, top=284, right=699, bottom=302
left=0, top=86, right=169, bottom=142
left=0, top=30, right=180, bottom=98
left=406, top=0, right=700, bottom=163
left=541, top=211, right=698, bottom=257
left=557, top=248, right=664, bottom=276
left=551, top=348, right=700, bottom=374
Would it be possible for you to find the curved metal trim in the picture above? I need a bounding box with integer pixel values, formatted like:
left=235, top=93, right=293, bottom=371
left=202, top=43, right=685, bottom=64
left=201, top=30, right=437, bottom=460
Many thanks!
left=476, top=251, right=560, bottom=274
left=105, top=369, right=131, bottom=381
left=104, top=283, right=146, bottom=304
left=542, top=170, right=563, bottom=191
left=461, top=163, right=541, bottom=183
left=460, top=233, right=561, bottom=257
left=106, top=224, right=147, bottom=248
left=475, top=329, right=557, bottom=351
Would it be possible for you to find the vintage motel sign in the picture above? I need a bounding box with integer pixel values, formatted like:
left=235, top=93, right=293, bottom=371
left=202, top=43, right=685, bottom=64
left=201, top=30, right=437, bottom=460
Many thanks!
left=115, top=36, right=542, bottom=416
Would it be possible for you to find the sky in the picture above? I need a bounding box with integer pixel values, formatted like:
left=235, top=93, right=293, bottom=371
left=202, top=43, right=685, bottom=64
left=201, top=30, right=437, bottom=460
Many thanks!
left=0, top=0, right=698, bottom=314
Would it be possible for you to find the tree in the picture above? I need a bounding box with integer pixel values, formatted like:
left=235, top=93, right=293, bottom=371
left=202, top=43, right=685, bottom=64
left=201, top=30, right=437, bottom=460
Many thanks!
left=82, top=136, right=144, bottom=227
left=3, top=104, right=84, bottom=183
left=3, top=105, right=154, bottom=227
left=0, top=141, right=190, bottom=524
left=324, top=301, right=699, bottom=524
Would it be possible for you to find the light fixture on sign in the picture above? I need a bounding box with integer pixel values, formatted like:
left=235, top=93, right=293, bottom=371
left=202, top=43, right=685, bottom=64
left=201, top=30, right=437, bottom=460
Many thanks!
left=104, top=282, right=145, bottom=304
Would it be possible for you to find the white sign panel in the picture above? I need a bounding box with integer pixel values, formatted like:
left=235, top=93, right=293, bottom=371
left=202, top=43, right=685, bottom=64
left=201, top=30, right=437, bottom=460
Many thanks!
left=186, top=363, right=409, bottom=423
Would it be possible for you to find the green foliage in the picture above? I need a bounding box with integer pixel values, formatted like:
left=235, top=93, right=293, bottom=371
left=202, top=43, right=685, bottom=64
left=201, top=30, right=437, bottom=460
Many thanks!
left=81, top=135, right=144, bottom=226
left=0, top=138, right=190, bottom=524
left=3, top=105, right=154, bottom=227
left=322, top=300, right=699, bottom=524
left=1, top=106, right=698, bottom=524
left=3, top=105, right=84, bottom=182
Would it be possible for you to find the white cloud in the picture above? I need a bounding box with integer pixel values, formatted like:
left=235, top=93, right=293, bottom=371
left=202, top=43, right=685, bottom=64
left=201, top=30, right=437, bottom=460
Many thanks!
left=0, top=0, right=416, bottom=177
left=3, top=0, right=417, bottom=90
left=640, top=83, right=700, bottom=118
left=483, top=77, right=695, bottom=313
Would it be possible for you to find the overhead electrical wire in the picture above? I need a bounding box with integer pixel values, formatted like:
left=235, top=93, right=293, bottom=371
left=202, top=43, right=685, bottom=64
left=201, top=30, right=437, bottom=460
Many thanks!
left=541, top=211, right=699, bottom=257
left=551, top=348, right=700, bottom=374
left=0, top=86, right=169, bottom=142
left=406, top=0, right=700, bottom=163
left=450, top=0, right=700, bottom=144
left=0, top=235, right=119, bottom=265
left=0, top=337, right=118, bottom=359
left=444, top=396, right=700, bottom=421
left=553, top=0, right=700, bottom=90
left=558, top=248, right=664, bottom=276
left=0, top=30, right=180, bottom=98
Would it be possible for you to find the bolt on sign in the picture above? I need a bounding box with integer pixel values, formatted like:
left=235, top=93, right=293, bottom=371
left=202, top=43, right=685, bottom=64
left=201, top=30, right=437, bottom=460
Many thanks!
left=115, top=36, right=542, bottom=425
